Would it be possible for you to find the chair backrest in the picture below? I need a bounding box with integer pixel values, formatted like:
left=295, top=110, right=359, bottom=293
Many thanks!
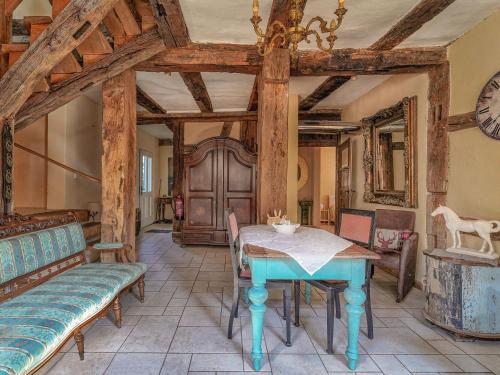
left=375, top=209, right=415, bottom=231
left=338, top=208, right=376, bottom=249
left=225, top=208, right=240, bottom=277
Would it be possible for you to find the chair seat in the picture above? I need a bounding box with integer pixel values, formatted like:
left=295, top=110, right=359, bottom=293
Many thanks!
left=373, top=251, right=400, bottom=269
left=373, top=246, right=401, bottom=255
left=0, top=262, right=146, bottom=375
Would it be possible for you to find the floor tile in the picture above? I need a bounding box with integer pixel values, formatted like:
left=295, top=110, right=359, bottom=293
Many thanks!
left=69, top=325, right=134, bottom=353
left=370, top=354, right=411, bottom=375
left=320, top=354, right=380, bottom=372
left=169, top=326, right=242, bottom=353
left=186, top=292, right=223, bottom=307
left=160, top=354, right=192, bottom=375
left=125, top=306, right=166, bottom=315
left=399, top=317, right=444, bottom=340
left=180, top=306, right=221, bottom=326
left=190, top=353, right=244, bottom=372
left=396, top=354, right=461, bottom=372
left=359, top=328, right=437, bottom=354
left=372, top=308, right=413, bottom=318
left=447, top=354, right=490, bottom=372
left=471, top=354, right=500, bottom=374
left=453, top=340, right=500, bottom=354
left=105, top=353, right=166, bottom=375
left=119, top=316, right=179, bottom=352
left=264, top=326, right=317, bottom=354
left=47, top=353, right=114, bottom=375
left=269, top=354, right=328, bottom=375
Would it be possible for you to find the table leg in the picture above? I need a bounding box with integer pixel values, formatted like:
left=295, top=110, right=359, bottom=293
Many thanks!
left=344, top=270, right=366, bottom=370
left=249, top=280, right=268, bottom=371
left=243, top=287, right=250, bottom=305
left=305, top=282, right=312, bottom=305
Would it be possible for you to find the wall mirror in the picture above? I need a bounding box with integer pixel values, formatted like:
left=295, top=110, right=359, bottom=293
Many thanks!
left=362, top=96, right=417, bottom=208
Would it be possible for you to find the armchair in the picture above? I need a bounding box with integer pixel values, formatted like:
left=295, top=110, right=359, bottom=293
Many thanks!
left=372, top=209, right=418, bottom=302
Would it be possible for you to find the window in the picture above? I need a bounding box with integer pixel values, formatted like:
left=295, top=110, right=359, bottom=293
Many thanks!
left=141, top=153, right=153, bottom=193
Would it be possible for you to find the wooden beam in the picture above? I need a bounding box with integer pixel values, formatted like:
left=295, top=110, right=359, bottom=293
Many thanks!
left=448, top=111, right=476, bottom=132
left=294, top=47, right=446, bottom=76
left=299, top=76, right=350, bottom=111
left=149, top=0, right=213, bottom=112
left=0, top=0, right=11, bottom=78
left=136, top=84, right=166, bottom=113
left=135, top=43, right=261, bottom=74
left=426, top=63, right=450, bottom=250
left=101, top=69, right=137, bottom=262
left=257, top=48, right=290, bottom=223
left=299, top=133, right=339, bottom=147
left=370, top=0, right=456, bottom=51
left=137, top=109, right=343, bottom=124
left=15, top=30, right=164, bottom=131
left=240, top=120, right=257, bottom=153
left=159, top=138, right=172, bottom=146
left=220, top=121, right=233, bottom=137
left=0, top=0, right=120, bottom=122
left=246, top=0, right=296, bottom=113
left=138, top=111, right=256, bottom=124
left=172, top=121, right=184, bottom=241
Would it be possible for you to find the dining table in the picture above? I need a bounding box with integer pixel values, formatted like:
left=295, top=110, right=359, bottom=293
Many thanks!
left=240, top=225, right=380, bottom=372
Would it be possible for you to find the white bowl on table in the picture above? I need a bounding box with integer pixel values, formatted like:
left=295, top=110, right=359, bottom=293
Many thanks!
left=272, top=223, right=301, bottom=235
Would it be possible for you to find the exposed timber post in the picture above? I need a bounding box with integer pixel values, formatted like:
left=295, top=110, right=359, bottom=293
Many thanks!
left=426, top=62, right=450, bottom=250
left=257, top=48, right=290, bottom=223
left=101, top=69, right=137, bottom=262
left=172, top=121, right=184, bottom=242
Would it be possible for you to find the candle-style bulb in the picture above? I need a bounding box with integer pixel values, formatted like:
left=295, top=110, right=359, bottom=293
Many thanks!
left=253, top=0, right=259, bottom=16
left=339, top=0, right=345, bottom=8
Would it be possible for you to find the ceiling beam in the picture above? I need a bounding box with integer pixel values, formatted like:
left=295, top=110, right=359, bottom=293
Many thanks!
left=299, top=76, right=350, bottom=111
left=370, top=0, right=456, bottom=51
left=0, top=0, right=120, bottom=121
left=220, top=121, right=233, bottom=137
left=15, top=30, right=165, bottom=131
left=138, top=109, right=342, bottom=124
left=247, top=0, right=298, bottom=112
left=448, top=111, right=476, bottom=132
left=136, top=84, right=166, bottom=113
left=294, top=47, right=446, bottom=76
left=149, top=0, right=213, bottom=112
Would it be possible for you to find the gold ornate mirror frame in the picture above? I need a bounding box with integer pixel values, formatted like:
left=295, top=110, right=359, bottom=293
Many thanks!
left=362, top=96, right=418, bottom=208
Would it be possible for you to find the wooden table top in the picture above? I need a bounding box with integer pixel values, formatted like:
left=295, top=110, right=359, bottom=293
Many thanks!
left=244, top=243, right=380, bottom=260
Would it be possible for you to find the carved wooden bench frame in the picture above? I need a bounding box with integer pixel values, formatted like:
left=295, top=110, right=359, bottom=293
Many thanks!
left=0, top=214, right=145, bottom=374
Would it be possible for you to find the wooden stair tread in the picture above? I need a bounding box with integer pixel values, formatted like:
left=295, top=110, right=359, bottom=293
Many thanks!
left=1, top=43, right=28, bottom=53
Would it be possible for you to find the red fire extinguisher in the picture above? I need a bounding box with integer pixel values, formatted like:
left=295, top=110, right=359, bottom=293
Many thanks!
left=173, top=194, right=184, bottom=221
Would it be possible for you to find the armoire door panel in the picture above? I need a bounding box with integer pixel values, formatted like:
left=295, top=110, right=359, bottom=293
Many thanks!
left=227, top=198, right=253, bottom=225
left=186, top=197, right=215, bottom=227
left=226, top=150, right=253, bottom=193
left=188, top=151, right=215, bottom=192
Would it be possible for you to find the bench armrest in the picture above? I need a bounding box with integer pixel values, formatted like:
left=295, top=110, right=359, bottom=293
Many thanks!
left=93, top=242, right=132, bottom=263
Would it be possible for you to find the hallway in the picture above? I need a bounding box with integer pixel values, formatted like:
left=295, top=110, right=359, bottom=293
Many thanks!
left=40, top=230, right=500, bottom=375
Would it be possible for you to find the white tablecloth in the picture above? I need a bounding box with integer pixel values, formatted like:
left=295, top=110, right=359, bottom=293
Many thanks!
left=239, top=225, right=353, bottom=275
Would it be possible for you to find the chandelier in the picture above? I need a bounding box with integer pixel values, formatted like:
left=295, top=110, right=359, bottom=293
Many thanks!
left=251, top=0, right=347, bottom=61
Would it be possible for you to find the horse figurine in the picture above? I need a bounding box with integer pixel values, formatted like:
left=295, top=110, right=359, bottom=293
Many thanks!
left=431, top=205, right=500, bottom=258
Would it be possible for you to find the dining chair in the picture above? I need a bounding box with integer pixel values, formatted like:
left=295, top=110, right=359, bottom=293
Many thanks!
left=295, top=208, right=376, bottom=354
left=225, top=209, right=293, bottom=346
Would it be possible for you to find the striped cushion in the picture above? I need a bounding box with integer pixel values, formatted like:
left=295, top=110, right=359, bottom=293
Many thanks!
left=0, top=223, right=86, bottom=284
left=0, top=262, right=146, bottom=375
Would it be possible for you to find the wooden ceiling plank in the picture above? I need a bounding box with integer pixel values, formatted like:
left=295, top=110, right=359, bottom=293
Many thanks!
left=370, top=0, right=456, bottom=51
left=0, top=0, right=121, bottom=121
left=15, top=30, right=164, bottom=131
left=149, top=0, right=213, bottom=112
left=137, top=84, right=166, bottom=113
left=299, top=76, right=350, bottom=111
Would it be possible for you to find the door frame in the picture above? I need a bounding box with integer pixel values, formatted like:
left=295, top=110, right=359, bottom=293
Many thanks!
left=139, top=149, right=154, bottom=227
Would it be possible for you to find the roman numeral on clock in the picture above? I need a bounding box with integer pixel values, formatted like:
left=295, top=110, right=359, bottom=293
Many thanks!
left=482, top=116, right=493, bottom=128
left=492, top=80, right=500, bottom=90
left=492, top=124, right=500, bottom=138
left=478, top=106, right=489, bottom=114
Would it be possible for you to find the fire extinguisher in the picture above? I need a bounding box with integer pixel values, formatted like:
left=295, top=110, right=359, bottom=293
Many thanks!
left=173, top=194, right=184, bottom=221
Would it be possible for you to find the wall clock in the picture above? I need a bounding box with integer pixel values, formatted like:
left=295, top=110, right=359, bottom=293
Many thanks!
left=476, top=71, right=500, bottom=140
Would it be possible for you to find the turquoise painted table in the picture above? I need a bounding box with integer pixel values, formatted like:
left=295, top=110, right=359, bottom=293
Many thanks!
left=244, top=242, right=379, bottom=371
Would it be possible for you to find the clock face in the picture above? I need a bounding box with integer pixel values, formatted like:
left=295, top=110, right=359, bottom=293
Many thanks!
left=476, top=71, right=500, bottom=140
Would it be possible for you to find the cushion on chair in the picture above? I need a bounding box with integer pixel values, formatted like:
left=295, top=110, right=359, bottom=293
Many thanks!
left=239, top=266, right=251, bottom=279
left=0, top=223, right=86, bottom=285
left=0, top=262, right=146, bottom=375
left=373, top=228, right=411, bottom=251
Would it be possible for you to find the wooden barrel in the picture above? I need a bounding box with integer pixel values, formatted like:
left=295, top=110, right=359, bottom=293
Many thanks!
left=424, top=249, right=500, bottom=339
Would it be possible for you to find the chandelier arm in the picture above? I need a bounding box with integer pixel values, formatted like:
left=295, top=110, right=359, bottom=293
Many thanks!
left=305, top=28, right=334, bottom=52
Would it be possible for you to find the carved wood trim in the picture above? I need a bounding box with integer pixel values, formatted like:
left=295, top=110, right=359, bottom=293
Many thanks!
left=362, top=97, right=418, bottom=208
left=2, top=117, right=13, bottom=215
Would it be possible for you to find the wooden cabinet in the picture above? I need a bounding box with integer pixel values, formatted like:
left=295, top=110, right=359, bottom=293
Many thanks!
left=183, top=138, right=257, bottom=245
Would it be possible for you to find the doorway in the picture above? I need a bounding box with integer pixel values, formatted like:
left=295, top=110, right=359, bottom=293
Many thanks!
left=297, top=146, right=337, bottom=233
left=140, top=149, right=154, bottom=226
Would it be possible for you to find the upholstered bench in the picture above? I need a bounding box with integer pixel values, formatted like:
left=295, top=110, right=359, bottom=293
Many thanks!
left=0, top=217, right=146, bottom=375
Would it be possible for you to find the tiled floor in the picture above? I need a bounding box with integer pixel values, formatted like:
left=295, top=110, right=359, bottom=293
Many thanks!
left=41, top=228, right=500, bottom=375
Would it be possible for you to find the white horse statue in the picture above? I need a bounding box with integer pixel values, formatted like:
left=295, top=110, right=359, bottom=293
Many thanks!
left=431, top=205, right=500, bottom=259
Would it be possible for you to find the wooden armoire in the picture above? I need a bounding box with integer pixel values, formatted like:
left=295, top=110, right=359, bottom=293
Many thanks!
left=182, top=137, right=257, bottom=245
